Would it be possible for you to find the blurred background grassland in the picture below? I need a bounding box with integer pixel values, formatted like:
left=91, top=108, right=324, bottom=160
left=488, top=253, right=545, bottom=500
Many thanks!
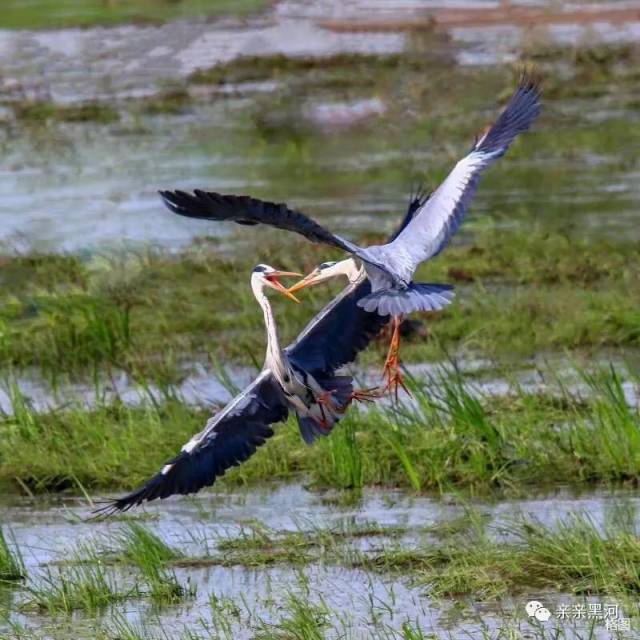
left=0, top=0, right=271, bottom=29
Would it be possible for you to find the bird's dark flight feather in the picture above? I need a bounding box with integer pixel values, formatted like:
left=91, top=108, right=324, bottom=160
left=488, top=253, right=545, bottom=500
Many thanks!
left=160, top=189, right=355, bottom=254
left=95, top=373, right=287, bottom=515
left=390, top=187, right=429, bottom=241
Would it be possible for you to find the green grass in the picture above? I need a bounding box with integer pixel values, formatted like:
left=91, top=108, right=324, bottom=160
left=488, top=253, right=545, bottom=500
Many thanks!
left=0, top=364, right=637, bottom=494
left=110, top=522, right=193, bottom=604
left=566, top=367, right=640, bottom=482
left=0, top=0, right=270, bottom=29
left=115, top=521, right=183, bottom=565
left=0, top=393, right=206, bottom=491
left=0, top=528, right=25, bottom=582
left=23, top=560, right=130, bottom=614
left=207, top=521, right=406, bottom=567
left=14, top=102, right=120, bottom=125
left=254, top=590, right=331, bottom=640
left=213, top=523, right=315, bottom=567
left=188, top=52, right=444, bottom=89
left=355, top=512, right=640, bottom=601
left=32, top=524, right=194, bottom=612
left=0, top=229, right=637, bottom=379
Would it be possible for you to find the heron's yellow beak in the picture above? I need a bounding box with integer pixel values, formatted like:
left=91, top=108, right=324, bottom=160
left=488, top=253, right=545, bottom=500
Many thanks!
left=267, top=271, right=302, bottom=303
left=287, top=269, right=322, bottom=294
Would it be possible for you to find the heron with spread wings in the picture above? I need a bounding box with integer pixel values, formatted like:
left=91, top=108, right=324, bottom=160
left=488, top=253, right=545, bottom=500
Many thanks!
left=97, top=196, right=427, bottom=514
left=160, top=76, right=541, bottom=396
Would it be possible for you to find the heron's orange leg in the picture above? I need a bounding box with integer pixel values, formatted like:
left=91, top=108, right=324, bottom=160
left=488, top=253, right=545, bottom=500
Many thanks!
left=382, top=315, right=411, bottom=401
left=315, top=390, right=337, bottom=427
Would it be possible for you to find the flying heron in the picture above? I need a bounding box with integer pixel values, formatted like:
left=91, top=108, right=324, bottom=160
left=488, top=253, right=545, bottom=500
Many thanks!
left=96, top=192, right=425, bottom=514
left=160, top=75, right=541, bottom=396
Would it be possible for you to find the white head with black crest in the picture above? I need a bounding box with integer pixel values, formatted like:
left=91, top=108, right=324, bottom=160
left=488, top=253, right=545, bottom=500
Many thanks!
left=250, top=264, right=301, bottom=303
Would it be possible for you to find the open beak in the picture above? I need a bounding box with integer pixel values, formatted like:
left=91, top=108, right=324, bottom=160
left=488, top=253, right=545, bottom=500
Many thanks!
left=267, top=271, right=302, bottom=303
left=287, top=269, right=322, bottom=294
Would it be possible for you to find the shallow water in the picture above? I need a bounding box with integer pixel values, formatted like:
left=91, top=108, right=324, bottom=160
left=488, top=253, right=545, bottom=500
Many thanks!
left=3, top=352, right=637, bottom=417
left=0, top=92, right=638, bottom=253
left=0, top=3, right=638, bottom=251
left=1, top=484, right=638, bottom=638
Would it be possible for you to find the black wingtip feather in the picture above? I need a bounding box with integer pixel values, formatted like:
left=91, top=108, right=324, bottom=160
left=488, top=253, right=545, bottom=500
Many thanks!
left=92, top=382, right=284, bottom=517
left=390, top=185, right=430, bottom=242
left=475, top=72, right=541, bottom=156
left=158, top=189, right=354, bottom=254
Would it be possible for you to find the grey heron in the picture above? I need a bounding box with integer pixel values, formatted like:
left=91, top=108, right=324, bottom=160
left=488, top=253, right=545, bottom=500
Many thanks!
left=96, top=260, right=390, bottom=514
left=161, top=75, right=541, bottom=395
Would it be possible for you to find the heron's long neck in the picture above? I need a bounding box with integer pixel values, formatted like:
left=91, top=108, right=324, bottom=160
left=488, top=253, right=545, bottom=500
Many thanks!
left=254, top=286, right=285, bottom=370
left=342, top=258, right=363, bottom=283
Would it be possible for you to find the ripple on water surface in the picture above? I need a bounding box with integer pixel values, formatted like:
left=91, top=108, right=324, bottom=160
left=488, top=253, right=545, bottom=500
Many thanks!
left=1, top=484, right=639, bottom=638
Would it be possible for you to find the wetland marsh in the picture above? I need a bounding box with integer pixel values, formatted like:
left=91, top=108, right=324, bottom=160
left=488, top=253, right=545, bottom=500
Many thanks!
left=0, top=1, right=639, bottom=638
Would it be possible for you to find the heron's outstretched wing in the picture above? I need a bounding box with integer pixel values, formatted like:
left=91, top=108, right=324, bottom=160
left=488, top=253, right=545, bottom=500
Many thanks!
left=160, top=189, right=393, bottom=277
left=161, top=189, right=359, bottom=255
left=388, top=186, right=429, bottom=241
left=388, top=75, right=541, bottom=269
left=95, top=371, right=287, bottom=515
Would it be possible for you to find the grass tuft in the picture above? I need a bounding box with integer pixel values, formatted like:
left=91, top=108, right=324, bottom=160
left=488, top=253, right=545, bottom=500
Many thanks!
left=24, top=561, right=130, bottom=614
left=117, top=521, right=183, bottom=565
left=111, top=523, right=194, bottom=604
left=355, top=512, right=640, bottom=600
left=0, top=528, right=25, bottom=582
left=254, top=590, right=330, bottom=640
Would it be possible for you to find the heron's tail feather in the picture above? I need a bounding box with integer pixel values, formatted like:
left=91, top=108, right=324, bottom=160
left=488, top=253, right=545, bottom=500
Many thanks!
left=357, top=283, right=454, bottom=316
left=297, top=375, right=353, bottom=444
left=297, top=416, right=330, bottom=445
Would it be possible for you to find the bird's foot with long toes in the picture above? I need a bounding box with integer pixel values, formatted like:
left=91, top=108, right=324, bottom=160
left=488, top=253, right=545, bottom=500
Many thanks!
left=382, top=357, right=411, bottom=402
left=349, top=387, right=382, bottom=404
left=315, top=390, right=337, bottom=426
left=381, top=315, right=411, bottom=400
